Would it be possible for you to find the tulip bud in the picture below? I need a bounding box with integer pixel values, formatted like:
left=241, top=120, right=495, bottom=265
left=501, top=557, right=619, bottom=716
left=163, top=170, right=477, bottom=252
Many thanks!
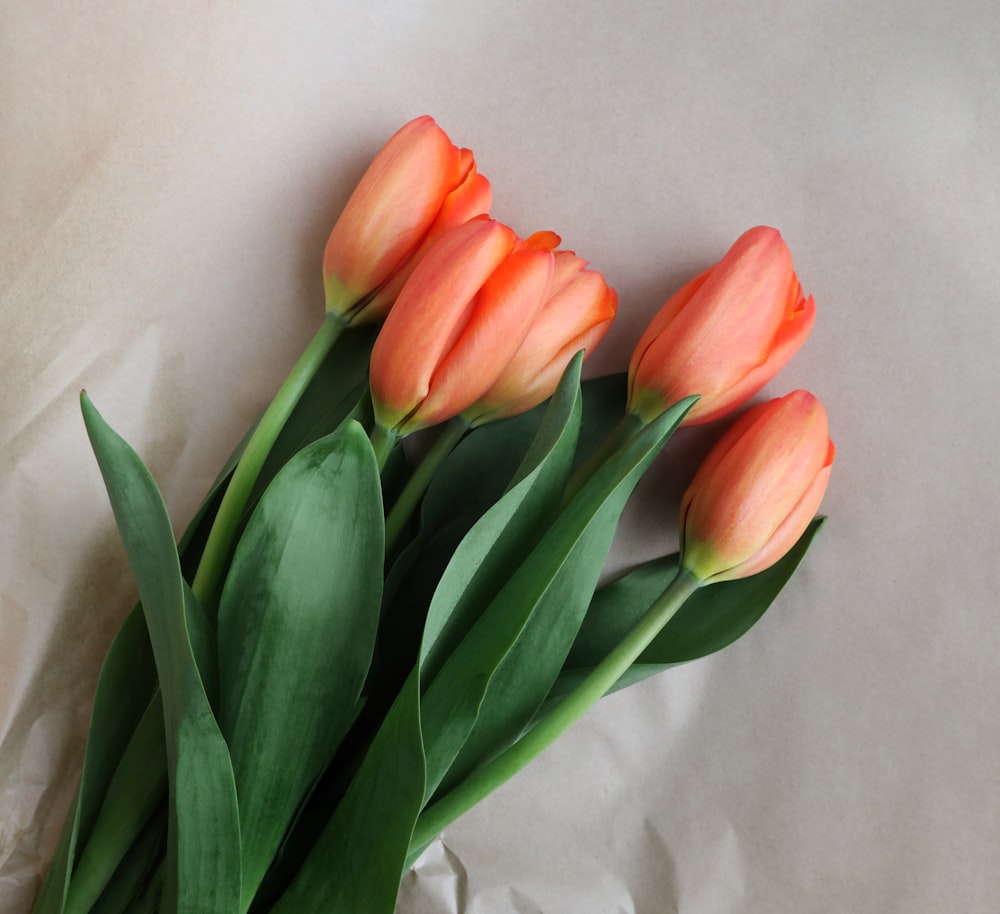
left=628, top=226, right=815, bottom=426
left=680, top=390, right=834, bottom=583
left=370, top=219, right=554, bottom=436
left=323, top=116, right=491, bottom=325
left=463, top=240, right=618, bottom=425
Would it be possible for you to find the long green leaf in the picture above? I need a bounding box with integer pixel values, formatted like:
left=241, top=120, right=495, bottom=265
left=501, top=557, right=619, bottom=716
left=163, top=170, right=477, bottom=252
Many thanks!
left=88, top=805, right=165, bottom=914
left=420, top=396, right=696, bottom=801
left=80, top=394, right=240, bottom=914
left=372, top=371, right=626, bottom=710
left=64, top=584, right=215, bottom=914
left=416, top=373, right=626, bottom=545
left=419, top=354, right=586, bottom=687
left=30, top=609, right=156, bottom=914
left=270, top=670, right=425, bottom=914
left=217, top=420, right=384, bottom=912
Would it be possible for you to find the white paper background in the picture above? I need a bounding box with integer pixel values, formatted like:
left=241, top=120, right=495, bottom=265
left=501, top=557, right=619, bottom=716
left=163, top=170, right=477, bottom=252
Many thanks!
left=2, top=1, right=998, bottom=911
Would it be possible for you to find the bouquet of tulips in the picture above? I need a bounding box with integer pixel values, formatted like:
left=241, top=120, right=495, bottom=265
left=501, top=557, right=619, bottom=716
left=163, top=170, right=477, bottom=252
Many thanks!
left=32, top=116, right=834, bottom=914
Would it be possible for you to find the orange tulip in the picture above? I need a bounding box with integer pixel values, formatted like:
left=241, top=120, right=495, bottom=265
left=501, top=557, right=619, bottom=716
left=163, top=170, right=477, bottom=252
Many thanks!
left=464, top=239, right=618, bottom=425
left=323, top=116, right=491, bottom=325
left=679, top=390, right=834, bottom=583
left=370, top=219, right=554, bottom=436
left=627, top=226, right=815, bottom=426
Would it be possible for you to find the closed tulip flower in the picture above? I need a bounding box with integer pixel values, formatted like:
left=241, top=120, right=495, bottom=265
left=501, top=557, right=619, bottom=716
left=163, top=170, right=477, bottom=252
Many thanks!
left=679, top=390, right=834, bottom=583
left=323, top=115, right=491, bottom=325
left=370, top=218, right=555, bottom=437
left=464, top=242, right=618, bottom=425
left=628, top=226, right=815, bottom=426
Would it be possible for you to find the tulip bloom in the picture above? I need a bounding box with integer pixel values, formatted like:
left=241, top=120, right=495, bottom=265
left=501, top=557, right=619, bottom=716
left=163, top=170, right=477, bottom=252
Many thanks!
left=323, top=115, right=491, bottom=325
left=370, top=219, right=555, bottom=436
left=464, top=240, right=618, bottom=425
left=679, top=390, right=834, bottom=583
left=628, top=226, right=815, bottom=426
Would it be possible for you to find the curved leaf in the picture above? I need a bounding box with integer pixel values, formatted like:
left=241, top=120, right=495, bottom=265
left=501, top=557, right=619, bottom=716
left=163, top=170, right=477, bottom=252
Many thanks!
left=31, top=609, right=156, bottom=914
left=217, top=421, right=384, bottom=911
left=419, top=354, right=586, bottom=688
left=64, top=584, right=216, bottom=914
left=80, top=394, right=241, bottom=914
left=271, top=357, right=590, bottom=914
left=417, top=372, right=626, bottom=544
left=423, top=396, right=696, bottom=799
left=270, top=671, right=425, bottom=914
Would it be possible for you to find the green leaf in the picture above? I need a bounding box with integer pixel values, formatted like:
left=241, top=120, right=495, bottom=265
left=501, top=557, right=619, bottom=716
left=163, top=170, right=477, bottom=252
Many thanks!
left=217, top=421, right=384, bottom=912
left=421, top=395, right=696, bottom=800
left=64, top=583, right=215, bottom=914
left=80, top=394, right=241, bottom=914
left=372, top=371, right=628, bottom=712
left=545, top=518, right=827, bottom=705
left=63, top=695, right=166, bottom=914
left=270, top=671, right=425, bottom=914
left=31, top=609, right=156, bottom=914
left=367, top=519, right=469, bottom=721
left=88, top=806, right=165, bottom=914
left=417, top=373, right=626, bottom=544
left=419, top=354, right=586, bottom=690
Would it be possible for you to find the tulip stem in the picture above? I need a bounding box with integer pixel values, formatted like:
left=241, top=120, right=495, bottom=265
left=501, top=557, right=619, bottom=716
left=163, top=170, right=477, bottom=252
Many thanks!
left=384, top=418, right=469, bottom=552
left=564, top=411, right=646, bottom=503
left=369, top=424, right=399, bottom=473
left=191, top=313, right=345, bottom=610
left=407, top=567, right=701, bottom=861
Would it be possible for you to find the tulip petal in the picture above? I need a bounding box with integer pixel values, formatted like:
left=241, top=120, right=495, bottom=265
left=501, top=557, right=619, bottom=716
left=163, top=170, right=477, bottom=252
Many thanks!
left=364, top=167, right=494, bottom=316
left=678, top=400, right=773, bottom=555
left=414, top=248, right=554, bottom=429
left=627, top=227, right=814, bottom=427
left=691, top=395, right=829, bottom=554
left=684, top=290, right=816, bottom=426
left=370, top=220, right=516, bottom=430
left=469, top=274, right=617, bottom=422
left=626, top=269, right=711, bottom=411
left=524, top=230, right=562, bottom=252
left=681, top=391, right=832, bottom=581
left=720, top=450, right=833, bottom=581
left=323, top=116, right=462, bottom=307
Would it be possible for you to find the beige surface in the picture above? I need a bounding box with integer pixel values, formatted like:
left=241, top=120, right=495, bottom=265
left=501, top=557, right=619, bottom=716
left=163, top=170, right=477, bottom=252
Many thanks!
left=2, top=1, right=998, bottom=911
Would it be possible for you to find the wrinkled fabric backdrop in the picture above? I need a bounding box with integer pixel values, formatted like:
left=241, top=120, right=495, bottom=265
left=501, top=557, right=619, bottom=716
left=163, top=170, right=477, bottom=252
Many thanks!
left=2, top=1, right=998, bottom=911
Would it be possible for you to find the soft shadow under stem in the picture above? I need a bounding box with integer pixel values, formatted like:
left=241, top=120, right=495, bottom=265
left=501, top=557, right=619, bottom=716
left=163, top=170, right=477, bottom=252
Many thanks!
left=406, top=567, right=702, bottom=864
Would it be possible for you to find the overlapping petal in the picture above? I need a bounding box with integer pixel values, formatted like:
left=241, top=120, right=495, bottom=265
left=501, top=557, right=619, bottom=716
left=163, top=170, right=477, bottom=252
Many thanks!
left=628, top=227, right=815, bottom=426
left=323, top=116, right=492, bottom=324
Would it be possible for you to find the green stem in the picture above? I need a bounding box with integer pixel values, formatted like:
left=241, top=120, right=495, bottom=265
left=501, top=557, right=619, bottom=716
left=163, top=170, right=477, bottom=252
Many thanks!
left=407, top=567, right=701, bottom=857
left=384, top=418, right=468, bottom=552
left=564, top=411, right=645, bottom=503
left=369, top=424, right=399, bottom=473
left=191, top=313, right=344, bottom=609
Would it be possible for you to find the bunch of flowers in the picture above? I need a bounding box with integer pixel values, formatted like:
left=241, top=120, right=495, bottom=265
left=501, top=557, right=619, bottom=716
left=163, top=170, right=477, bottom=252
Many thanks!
left=33, top=115, right=834, bottom=914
